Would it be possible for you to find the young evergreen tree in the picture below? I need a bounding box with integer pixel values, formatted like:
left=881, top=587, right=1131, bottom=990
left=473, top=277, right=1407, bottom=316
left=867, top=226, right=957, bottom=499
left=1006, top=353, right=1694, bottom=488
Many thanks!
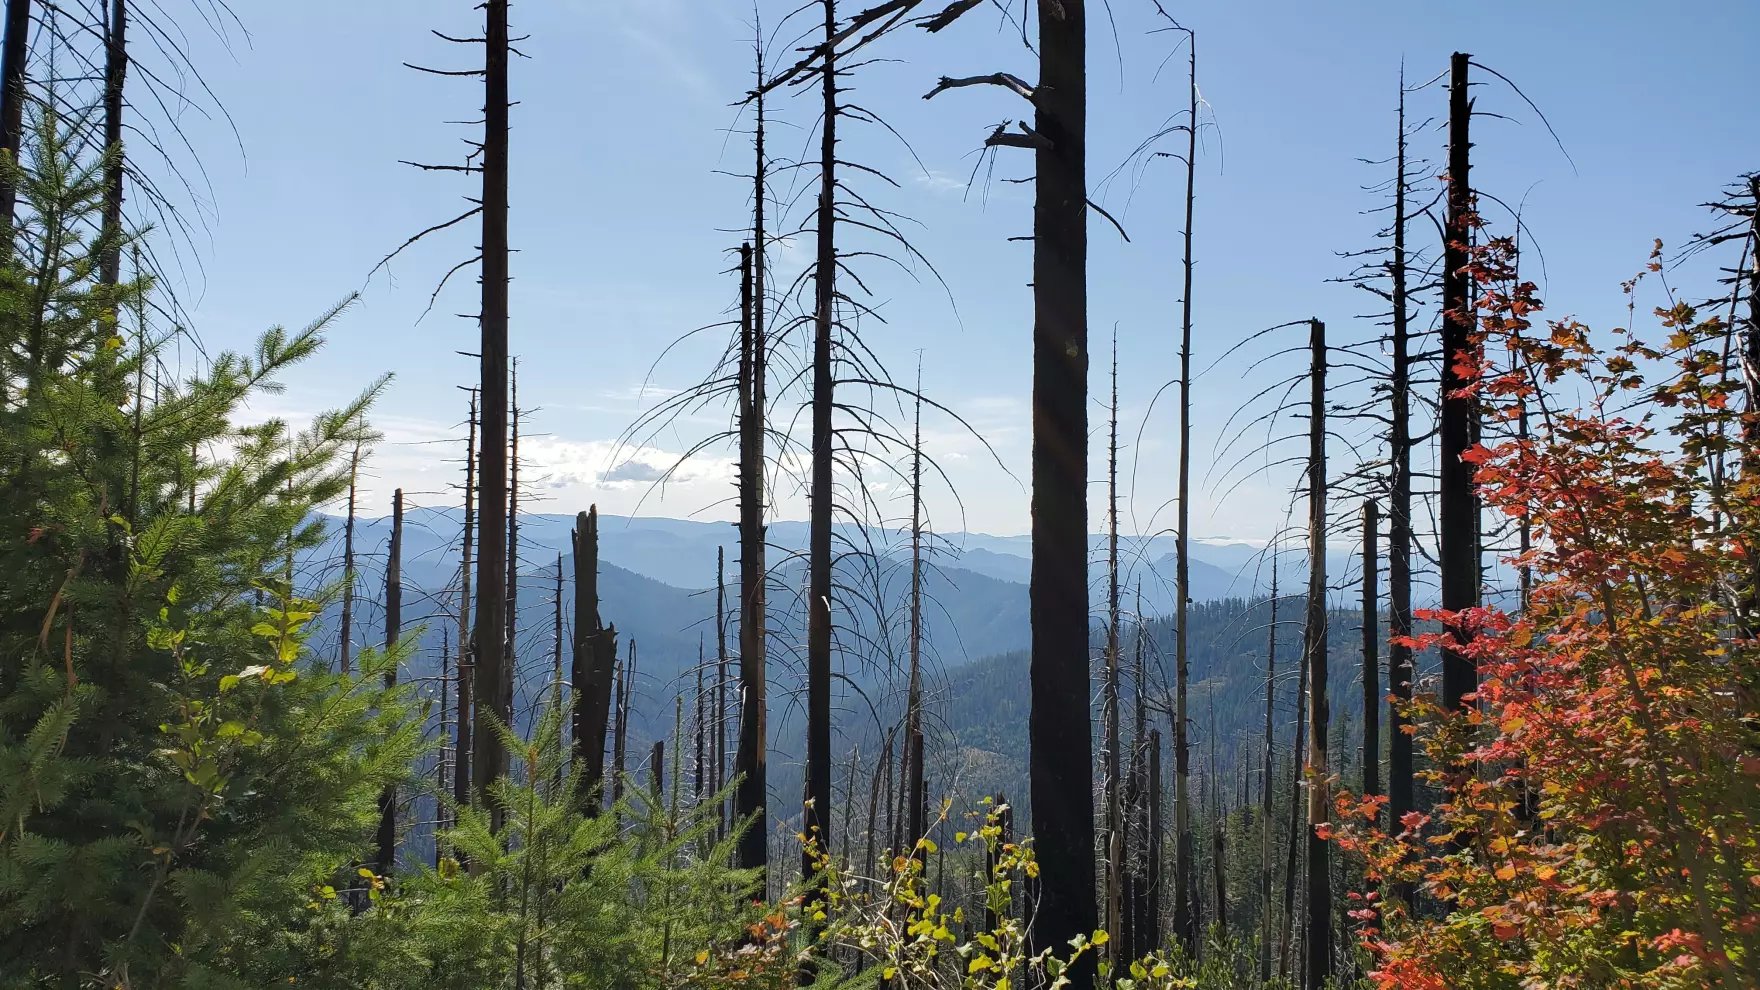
left=0, top=113, right=416, bottom=983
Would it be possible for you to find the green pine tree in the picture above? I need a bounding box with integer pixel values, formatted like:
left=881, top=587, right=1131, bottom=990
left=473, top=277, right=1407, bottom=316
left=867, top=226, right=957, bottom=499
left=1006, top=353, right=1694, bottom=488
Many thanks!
left=0, top=105, right=418, bottom=989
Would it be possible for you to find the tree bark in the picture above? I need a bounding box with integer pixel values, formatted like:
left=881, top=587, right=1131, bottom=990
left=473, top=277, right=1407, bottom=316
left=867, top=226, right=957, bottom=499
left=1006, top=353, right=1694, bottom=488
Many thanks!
left=1439, top=51, right=1477, bottom=715
left=376, top=488, right=404, bottom=876
left=906, top=380, right=926, bottom=856
left=455, top=391, right=477, bottom=814
left=340, top=439, right=359, bottom=675
left=572, top=507, right=615, bottom=812
left=1302, top=319, right=1331, bottom=990
left=473, top=0, right=511, bottom=833
left=1361, top=500, right=1379, bottom=802
left=1104, top=340, right=1123, bottom=959
left=1259, top=561, right=1279, bottom=984
left=1385, top=78, right=1415, bottom=902
left=803, top=1, right=838, bottom=949
left=1027, top=0, right=1096, bottom=984
left=99, top=0, right=125, bottom=286
left=0, top=0, right=32, bottom=234
left=732, top=60, right=771, bottom=887
left=1172, top=30, right=1199, bottom=952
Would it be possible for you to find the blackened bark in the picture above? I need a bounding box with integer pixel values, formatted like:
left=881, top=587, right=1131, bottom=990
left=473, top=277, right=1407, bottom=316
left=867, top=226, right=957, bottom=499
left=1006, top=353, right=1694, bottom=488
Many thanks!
left=572, top=507, right=615, bottom=812
left=1259, top=562, right=1279, bottom=984
left=1302, top=319, right=1331, bottom=990
left=1386, top=80, right=1416, bottom=894
left=1439, top=51, right=1477, bottom=715
left=732, top=89, right=771, bottom=885
left=340, top=439, right=360, bottom=675
left=1027, top=0, right=1096, bottom=984
left=455, top=391, right=477, bottom=814
left=0, top=0, right=30, bottom=233
left=906, top=384, right=926, bottom=855
left=473, top=0, right=511, bottom=832
left=1172, top=31, right=1199, bottom=952
left=1361, top=500, right=1380, bottom=801
left=1104, top=341, right=1122, bottom=957
left=803, top=0, right=837, bottom=948
left=376, top=488, right=404, bottom=876
left=99, top=0, right=125, bottom=286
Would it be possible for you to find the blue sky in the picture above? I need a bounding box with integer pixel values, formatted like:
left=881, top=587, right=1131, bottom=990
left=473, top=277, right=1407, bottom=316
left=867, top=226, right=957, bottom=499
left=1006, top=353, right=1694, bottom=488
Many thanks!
left=158, top=0, right=1756, bottom=538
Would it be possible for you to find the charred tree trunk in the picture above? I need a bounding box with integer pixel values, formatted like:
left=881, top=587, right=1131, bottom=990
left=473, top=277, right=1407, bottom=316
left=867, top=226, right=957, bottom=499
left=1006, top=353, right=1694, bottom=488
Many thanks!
left=1104, top=340, right=1123, bottom=959
left=376, top=488, right=404, bottom=876
left=803, top=1, right=838, bottom=951
left=613, top=639, right=633, bottom=807
left=1260, top=560, right=1279, bottom=983
left=99, top=0, right=125, bottom=286
left=1385, top=79, right=1416, bottom=902
left=695, top=641, right=706, bottom=808
left=1146, top=728, right=1162, bottom=953
left=1439, top=51, right=1477, bottom=716
left=1302, top=319, right=1331, bottom=990
left=0, top=0, right=31, bottom=234
left=472, top=0, right=512, bottom=832
left=340, top=438, right=361, bottom=675
left=906, top=381, right=926, bottom=856
left=1361, top=500, right=1380, bottom=803
left=1210, top=730, right=1226, bottom=937
left=734, top=163, right=771, bottom=883
left=716, top=545, right=729, bottom=833
left=455, top=390, right=477, bottom=814
left=1278, top=611, right=1309, bottom=980
left=1027, top=0, right=1096, bottom=983
left=572, top=507, right=615, bottom=812
left=438, top=628, right=450, bottom=865
left=1172, top=30, right=1199, bottom=953
left=505, top=367, right=520, bottom=731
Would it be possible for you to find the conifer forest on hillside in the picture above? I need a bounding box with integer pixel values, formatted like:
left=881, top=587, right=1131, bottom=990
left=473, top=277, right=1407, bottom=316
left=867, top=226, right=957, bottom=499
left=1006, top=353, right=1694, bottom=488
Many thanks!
left=1, top=1, right=1757, bottom=988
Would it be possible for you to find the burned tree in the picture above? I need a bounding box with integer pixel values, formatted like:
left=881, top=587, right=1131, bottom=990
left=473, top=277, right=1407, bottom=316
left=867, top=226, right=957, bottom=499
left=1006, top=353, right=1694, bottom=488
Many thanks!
left=0, top=0, right=31, bottom=233
left=572, top=506, right=616, bottom=811
left=376, top=487, right=404, bottom=876
left=455, top=388, right=478, bottom=814
left=1302, top=318, right=1331, bottom=990
left=1439, top=51, right=1477, bottom=716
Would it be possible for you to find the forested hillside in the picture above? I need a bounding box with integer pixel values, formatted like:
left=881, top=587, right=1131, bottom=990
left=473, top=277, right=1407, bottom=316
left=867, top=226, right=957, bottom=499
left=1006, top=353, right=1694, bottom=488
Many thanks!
left=1, top=2, right=1755, bottom=989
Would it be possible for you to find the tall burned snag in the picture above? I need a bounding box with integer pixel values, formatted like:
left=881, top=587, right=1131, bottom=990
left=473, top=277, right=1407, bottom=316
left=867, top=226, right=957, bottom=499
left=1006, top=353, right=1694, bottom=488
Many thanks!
left=377, top=488, right=405, bottom=876
left=340, top=436, right=362, bottom=675
left=803, top=0, right=839, bottom=939
left=1361, top=499, right=1379, bottom=802
left=1171, top=27, right=1200, bottom=951
left=98, top=0, right=125, bottom=286
left=455, top=389, right=478, bottom=814
left=1302, top=319, right=1331, bottom=990
left=1259, top=554, right=1280, bottom=984
left=1439, top=51, right=1478, bottom=716
left=735, top=236, right=769, bottom=880
left=1028, top=0, right=1097, bottom=980
left=905, top=377, right=926, bottom=857
left=1385, top=77, right=1417, bottom=880
left=0, top=0, right=31, bottom=233
left=472, top=0, right=512, bottom=832
left=1104, top=338, right=1123, bottom=957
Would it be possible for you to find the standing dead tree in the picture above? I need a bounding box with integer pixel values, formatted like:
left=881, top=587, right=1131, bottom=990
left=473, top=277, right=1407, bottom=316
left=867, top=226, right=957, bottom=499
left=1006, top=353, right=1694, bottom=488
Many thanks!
left=919, top=0, right=1096, bottom=979
left=572, top=506, right=616, bottom=814
left=376, top=487, right=404, bottom=877
left=1438, top=52, right=1477, bottom=717
left=0, top=0, right=31, bottom=234
left=1302, top=318, right=1331, bottom=990
left=455, top=388, right=478, bottom=816
left=339, top=433, right=362, bottom=675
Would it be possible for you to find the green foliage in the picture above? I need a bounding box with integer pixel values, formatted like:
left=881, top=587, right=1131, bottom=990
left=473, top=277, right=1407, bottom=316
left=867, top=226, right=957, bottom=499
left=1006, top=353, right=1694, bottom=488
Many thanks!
left=0, top=106, right=415, bottom=988
left=259, top=704, right=762, bottom=990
